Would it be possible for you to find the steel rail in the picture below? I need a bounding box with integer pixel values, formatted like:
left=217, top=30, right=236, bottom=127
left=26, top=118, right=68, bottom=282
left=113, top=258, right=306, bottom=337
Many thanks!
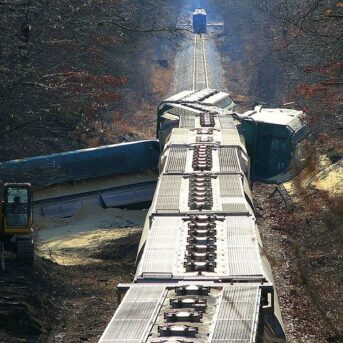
left=192, top=34, right=210, bottom=90
left=201, top=34, right=209, bottom=88
left=192, top=34, right=197, bottom=90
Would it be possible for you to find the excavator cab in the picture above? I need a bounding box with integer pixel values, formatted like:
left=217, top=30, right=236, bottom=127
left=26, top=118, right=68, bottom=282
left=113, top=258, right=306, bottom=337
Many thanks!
left=3, top=183, right=33, bottom=232
left=1, top=183, right=34, bottom=265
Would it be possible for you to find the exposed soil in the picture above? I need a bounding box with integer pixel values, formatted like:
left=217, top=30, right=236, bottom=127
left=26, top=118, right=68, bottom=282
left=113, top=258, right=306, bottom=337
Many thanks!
left=1, top=196, right=147, bottom=343
left=36, top=206, right=147, bottom=265
left=253, top=133, right=343, bottom=343
left=0, top=259, right=57, bottom=342
left=0, top=231, right=141, bottom=343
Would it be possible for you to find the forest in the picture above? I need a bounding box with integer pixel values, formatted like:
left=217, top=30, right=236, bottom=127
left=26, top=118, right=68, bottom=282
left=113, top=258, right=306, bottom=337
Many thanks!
left=0, top=0, right=183, bottom=160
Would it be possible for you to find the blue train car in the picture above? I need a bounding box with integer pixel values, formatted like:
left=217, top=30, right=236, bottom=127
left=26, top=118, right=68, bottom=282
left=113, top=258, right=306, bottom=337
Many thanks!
left=0, top=140, right=160, bottom=187
left=193, top=8, right=207, bottom=34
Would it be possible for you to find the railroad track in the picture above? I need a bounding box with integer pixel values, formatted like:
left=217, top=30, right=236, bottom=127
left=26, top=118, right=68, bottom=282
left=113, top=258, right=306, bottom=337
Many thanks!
left=192, top=34, right=210, bottom=90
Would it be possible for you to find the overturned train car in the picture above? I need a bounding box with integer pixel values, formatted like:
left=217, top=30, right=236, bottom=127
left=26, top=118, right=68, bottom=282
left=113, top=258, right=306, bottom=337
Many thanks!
left=99, top=89, right=293, bottom=343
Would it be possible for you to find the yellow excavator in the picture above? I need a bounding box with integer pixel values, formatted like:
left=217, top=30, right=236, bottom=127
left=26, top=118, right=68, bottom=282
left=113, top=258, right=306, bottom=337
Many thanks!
left=0, top=183, right=34, bottom=266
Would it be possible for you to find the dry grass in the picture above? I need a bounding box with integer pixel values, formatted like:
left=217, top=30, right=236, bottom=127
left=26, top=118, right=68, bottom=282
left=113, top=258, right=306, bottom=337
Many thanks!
left=107, top=103, right=157, bottom=142
left=333, top=195, right=343, bottom=216
left=291, top=141, right=317, bottom=195
left=150, top=64, right=174, bottom=98
left=255, top=180, right=343, bottom=342
left=254, top=130, right=343, bottom=342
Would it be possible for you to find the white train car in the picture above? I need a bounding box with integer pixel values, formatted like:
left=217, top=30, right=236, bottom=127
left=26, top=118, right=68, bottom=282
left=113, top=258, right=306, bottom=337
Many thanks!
left=99, top=89, right=286, bottom=343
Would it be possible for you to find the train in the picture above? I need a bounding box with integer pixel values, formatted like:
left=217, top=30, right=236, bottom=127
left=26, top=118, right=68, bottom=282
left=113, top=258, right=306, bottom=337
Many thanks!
left=99, top=89, right=290, bottom=343
left=193, top=8, right=207, bottom=34
left=0, top=141, right=160, bottom=188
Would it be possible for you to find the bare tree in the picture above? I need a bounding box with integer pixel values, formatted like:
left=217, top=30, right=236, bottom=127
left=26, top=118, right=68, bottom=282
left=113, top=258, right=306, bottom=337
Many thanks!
left=0, top=0, right=183, bottom=160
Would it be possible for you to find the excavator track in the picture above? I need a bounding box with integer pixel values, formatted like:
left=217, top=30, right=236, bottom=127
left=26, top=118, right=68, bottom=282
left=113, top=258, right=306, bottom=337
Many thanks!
left=16, top=237, right=34, bottom=265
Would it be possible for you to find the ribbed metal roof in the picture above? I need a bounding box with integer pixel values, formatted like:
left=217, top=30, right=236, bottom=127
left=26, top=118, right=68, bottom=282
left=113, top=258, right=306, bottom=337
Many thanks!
left=209, top=284, right=261, bottom=342
left=137, top=217, right=182, bottom=277
left=136, top=214, right=264, bottom=279
left=99, top=285, right=165, bottom=343
left=166, top=128, right=246, bottom=149
left=162, top=146, right=244, bottom=175
left=247, top=107, right=307, bottom=133
left=153, top=175, right=182, bottom=212
left=164, top=147, right=188, bottom=173
left=151, top=174, right=253, bottom=215
left=218, top=148, right=242, bottom=174
left=167, top=128, right=190, bottom=145
left=100, top=284, right=262, bottom=343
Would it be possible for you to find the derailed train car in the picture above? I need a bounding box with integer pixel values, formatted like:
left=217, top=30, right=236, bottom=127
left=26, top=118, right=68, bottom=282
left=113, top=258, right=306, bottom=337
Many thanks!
left=0, top=141, right=160, bottom=188
left=193, top=8, right=207, bottom=34
left=99, top=89, right=294, bottom=343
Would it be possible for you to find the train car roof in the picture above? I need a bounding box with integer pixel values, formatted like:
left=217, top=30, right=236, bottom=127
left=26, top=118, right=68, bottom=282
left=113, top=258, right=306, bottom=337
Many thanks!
left=99, top=283, right=264, bottom=343
left=193, top=8, right=207, bottom=15
left=162, top=89, right=231, bottom=104
left=163, top=90, right=195, bottom=102
left=244, top=106, right=307, bottom=132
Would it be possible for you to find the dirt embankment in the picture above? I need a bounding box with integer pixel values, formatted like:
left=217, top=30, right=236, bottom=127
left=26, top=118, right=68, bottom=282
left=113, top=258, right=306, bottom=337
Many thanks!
left=253, top=133, right=343, bottom=343
left=36, top=206, right=147, bottom=265
left=0, top=205, right=145, bottom=343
